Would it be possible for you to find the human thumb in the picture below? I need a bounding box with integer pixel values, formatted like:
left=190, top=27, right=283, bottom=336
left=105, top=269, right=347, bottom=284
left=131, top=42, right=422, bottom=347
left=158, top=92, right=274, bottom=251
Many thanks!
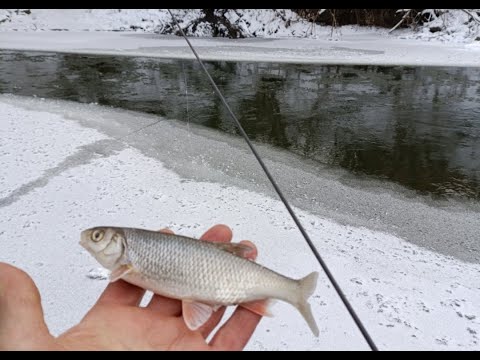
left=0, top=262, right=53, bottom=349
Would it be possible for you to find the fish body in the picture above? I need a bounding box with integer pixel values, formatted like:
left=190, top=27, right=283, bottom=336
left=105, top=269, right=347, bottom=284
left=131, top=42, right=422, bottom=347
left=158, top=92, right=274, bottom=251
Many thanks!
left=80, top=226, right=319, bottom=336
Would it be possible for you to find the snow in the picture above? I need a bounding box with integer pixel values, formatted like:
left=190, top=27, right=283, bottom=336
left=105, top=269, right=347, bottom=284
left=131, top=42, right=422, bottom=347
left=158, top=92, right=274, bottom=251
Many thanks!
left=1, top=9, right=479, bottom=43
left=0, top=94, right=479, bottom=350
left=0, top=9, right=479, bottom=67
left=0, top=9, right=313, bottom=36
left=0, top=101, right=107, bottom=200
left=401, top=9, right=480, bottom=43
left=86, top=267, right=110, bottom=280
left=0, top=30, right=479, bottom=68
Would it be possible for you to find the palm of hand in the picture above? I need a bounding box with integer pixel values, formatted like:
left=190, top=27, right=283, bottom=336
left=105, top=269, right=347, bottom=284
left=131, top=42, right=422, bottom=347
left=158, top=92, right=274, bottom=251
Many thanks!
left=58, top=301, right=210, bottom=350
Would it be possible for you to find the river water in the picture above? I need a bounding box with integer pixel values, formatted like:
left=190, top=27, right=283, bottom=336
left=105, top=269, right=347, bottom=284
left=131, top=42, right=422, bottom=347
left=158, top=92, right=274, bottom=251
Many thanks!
left=0, top=50, right=479, bottom=200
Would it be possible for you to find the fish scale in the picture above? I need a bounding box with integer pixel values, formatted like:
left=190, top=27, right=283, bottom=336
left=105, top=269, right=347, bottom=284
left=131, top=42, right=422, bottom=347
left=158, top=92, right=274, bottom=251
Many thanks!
left=124, top=228, right=286, bottom=303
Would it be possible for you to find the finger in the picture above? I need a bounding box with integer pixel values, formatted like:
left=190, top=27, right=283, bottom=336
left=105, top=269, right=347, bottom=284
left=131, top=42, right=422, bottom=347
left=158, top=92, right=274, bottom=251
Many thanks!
left=146, top=294, right=182, bottom=316
left=209, top=306, right=262, bottom=351
left=95, top=280, right=146, bottom=307
left=239, top=240, right=257, bottom=261
left=0, top=263, right=53, bottom=349
left=147, top=224, right=233, bottom=315
left=200, top=224, right=232, bottom=243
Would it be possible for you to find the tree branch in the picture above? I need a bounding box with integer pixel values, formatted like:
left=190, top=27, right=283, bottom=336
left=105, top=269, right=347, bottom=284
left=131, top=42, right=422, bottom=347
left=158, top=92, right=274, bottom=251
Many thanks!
left=389, top=9, right=412, bottom=33
left=460, top=9, right=480, bottom=25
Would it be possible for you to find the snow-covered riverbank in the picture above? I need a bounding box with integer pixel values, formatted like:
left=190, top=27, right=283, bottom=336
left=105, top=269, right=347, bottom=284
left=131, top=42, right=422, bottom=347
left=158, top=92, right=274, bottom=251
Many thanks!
left=1, top=9, right=479, bottom=43
left=0, top=9, right=479, bottom=67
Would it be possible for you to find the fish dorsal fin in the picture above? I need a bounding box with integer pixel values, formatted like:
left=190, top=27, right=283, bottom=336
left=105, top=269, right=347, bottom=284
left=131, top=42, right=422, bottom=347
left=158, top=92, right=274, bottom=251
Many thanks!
left=210, top=242, right=254, bottom=258
left=109, top=264, right=134, bottom=282
left=182, top=301, right=215, bottom=330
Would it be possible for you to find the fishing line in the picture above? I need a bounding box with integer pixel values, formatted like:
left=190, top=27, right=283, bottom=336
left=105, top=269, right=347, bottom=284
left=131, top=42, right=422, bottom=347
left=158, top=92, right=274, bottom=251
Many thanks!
left=167, top=9, right=378, bottom=351
left=181, top=61, right=191, bottom=134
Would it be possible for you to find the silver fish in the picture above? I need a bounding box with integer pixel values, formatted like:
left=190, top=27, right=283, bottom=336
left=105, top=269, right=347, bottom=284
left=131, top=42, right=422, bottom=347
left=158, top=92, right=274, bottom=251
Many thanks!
left=80, top=226, right=319, bottom=336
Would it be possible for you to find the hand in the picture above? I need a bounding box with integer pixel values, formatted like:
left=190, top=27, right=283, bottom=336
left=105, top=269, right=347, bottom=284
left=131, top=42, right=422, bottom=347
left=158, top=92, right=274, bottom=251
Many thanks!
left=0, top=224, right=262, bottom=350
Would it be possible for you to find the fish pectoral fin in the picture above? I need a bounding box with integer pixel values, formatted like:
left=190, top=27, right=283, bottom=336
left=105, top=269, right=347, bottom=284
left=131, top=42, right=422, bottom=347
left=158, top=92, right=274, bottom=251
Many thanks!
left=109, top=264, right=134, bottom=282
left=182, top=301, right=215, bottom=331
left=240, top=299, right=275, bottom=317
left=211, top=242, right=254, bottom=258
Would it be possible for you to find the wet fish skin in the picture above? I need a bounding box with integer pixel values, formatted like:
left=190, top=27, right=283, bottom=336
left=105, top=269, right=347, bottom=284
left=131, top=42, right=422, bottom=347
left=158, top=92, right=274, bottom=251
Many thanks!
left=80, top=226, right=319, bottom=336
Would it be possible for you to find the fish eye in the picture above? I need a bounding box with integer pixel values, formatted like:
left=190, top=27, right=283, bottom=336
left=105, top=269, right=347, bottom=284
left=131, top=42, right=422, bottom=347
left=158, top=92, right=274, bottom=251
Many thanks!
left=91, top=230, right=104, bottom=242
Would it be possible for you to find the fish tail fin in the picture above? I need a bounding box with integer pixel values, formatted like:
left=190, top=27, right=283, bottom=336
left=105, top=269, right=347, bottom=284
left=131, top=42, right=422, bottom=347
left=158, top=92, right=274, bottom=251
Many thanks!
left=295, top=271, right=319, bottom=337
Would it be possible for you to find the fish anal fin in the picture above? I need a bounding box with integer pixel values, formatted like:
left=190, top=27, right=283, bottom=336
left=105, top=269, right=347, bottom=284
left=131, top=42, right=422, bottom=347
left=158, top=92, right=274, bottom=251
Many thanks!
left=182, top=301, right=215, bottom=331
left=211, top=304, right=222, bottom=312
left=240, top=299, right=275, bottom=317
left=109, top=264, right=134, bottom=282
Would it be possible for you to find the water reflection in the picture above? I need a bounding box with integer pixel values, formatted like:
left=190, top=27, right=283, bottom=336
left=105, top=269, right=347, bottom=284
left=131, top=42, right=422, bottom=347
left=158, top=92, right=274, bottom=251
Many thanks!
left=0, top=51, right=478, bottom=199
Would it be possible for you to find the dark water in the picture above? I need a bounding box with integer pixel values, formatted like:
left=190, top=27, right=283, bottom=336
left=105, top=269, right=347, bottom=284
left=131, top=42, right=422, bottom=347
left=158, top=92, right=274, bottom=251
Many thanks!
left=1, top=50, right=479, bottom=200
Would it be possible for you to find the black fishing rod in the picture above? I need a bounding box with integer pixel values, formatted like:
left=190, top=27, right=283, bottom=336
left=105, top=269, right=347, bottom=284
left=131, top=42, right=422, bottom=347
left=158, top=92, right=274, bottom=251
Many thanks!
left=167, top=9, right=378, bottom=351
